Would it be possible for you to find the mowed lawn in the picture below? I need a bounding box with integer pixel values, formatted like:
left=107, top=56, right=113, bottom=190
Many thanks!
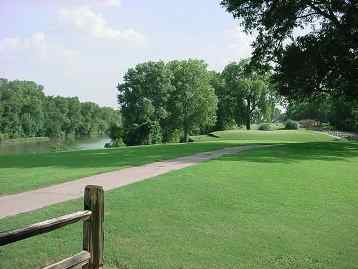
left=1, top=138, right=358, bottom=268
left=0, top=142, right=241, bottom=195
left=0, top=130, right=333, bottom=195
left=192, top=129, right=334, bottom=143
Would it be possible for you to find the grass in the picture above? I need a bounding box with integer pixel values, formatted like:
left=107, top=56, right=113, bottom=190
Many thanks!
left=192, top=129, right=334, bottom=143
left=0, top=130, right=334, bottom=195
left=0, top=136, right=50, bottom=144
left=1, top=138, right=358, bottom=268
left=0, top=142, right=243, bottom=195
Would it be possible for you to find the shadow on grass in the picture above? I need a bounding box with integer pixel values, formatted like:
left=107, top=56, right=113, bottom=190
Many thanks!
left=221, top=141, right=358, bottom=164
left=2, top=140, right=358, bottom=171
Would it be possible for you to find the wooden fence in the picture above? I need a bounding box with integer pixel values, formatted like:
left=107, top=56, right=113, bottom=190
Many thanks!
left=0, top=185, right=104, bottom=269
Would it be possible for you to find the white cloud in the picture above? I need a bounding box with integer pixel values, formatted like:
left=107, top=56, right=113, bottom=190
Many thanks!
left=225, top=26, right=254, bottom=58
left=70, top=0, right=121, bottom=8
left=0, top=32, right=79, bottom=66
left=99, top=0, right=121, bottom=7
left=58, top=6, right=145, bottom=44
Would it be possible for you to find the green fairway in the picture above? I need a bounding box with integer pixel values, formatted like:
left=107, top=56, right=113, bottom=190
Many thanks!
left=0, top=130, right=334, bottom=195
left=1, top=140, right=358, bottom=269
left=192, top=129, right=334, bottom=143
left=0, top=142, right=242, bottom=195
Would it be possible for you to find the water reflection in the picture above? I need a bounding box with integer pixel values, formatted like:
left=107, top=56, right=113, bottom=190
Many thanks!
left=0, top=136, right=111, bottom=155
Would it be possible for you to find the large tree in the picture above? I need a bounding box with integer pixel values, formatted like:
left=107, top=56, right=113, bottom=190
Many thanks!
left=167, top=59, right=218, bottom=142
left=117, top=61, right=174, bottom=145
left=221, top=0, right=358, bottom=99
left=221, top=60, right=274, bottom=130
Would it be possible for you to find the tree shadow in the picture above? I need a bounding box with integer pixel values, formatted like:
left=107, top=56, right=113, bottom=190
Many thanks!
left=220, top=141, right=358, bottom=164
left=1, top=141, right=357, bottom=171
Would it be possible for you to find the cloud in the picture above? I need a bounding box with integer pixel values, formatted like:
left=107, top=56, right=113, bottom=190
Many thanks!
left=0, top=32, right=79, bottom=66
left=70, top=0, right=121, bottom=8
left=224, top=26, right=254, bottom=58
left=217, top=26, right=255, bottom=66
left=58, top=6, right=145, bottom=44
left=0, top=32, right=45, bottom=52
left=99, top=0, right=121, bottom=7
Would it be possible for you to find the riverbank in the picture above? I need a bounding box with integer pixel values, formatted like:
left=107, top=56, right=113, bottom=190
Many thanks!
left=0, top=136, right=110, bottom=155
left=0, top=137, right=50, bottom=144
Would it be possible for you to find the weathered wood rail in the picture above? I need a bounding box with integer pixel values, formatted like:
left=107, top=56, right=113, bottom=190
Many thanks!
left=0, top=185, right=104, bottom=269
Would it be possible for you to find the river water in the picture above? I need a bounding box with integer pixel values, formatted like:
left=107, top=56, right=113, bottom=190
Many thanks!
left=0, top=136, right=111, bottom=155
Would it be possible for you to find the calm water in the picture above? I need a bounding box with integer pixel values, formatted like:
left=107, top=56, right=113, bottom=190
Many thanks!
left=0, top=136, right=111, bottom=155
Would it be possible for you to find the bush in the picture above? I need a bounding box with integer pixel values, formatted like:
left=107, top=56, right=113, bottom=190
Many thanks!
left=123, top=121, right=162, bottom=146
left=299, top=119, right=320, bottom=129
left=164, top=129, right=181, bottom=143
left=258, top=123, right=273, bottom=131
left=285, top=119, right=299, bottom=130
left=0, top=133, right=9, bottom=142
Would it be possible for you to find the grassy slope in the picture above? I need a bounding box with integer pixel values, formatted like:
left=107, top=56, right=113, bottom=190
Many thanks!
left=0, top=130, right=333, bottom=195
left=192, top=129, right=334, bottom=143
left=0, top=142, right=242, bottom=195
left=2, top=139, right=358, bottom=268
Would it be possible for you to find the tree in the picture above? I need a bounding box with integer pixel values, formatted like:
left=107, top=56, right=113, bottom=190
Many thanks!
left=0, top=78, right=119, bottom=140
left=117, top=61, right=174, bottom=145
left=221, top=60, right=274, bottom=130
left=167, top=59, right=218, bottom=142
left=221, top=0, right=358, bottom=99
left=117, top=60, right=218, bottom=145
left=209, top=71, right=236, bottom=130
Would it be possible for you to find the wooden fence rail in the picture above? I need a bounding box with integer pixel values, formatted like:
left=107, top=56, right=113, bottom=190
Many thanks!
left=0, top=185, right=104, bottom=269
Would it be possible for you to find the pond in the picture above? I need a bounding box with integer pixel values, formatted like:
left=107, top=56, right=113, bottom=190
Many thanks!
left=0, top=136, right=111, bottom=155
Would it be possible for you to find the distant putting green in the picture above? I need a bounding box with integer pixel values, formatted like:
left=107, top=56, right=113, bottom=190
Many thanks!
left=192, top=129, right=334, bottom=143
left=1, top=141, right=358, bottom=268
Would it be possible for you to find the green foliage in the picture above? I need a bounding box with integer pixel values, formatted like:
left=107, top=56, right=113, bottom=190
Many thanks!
left=221, top=60, right=278, bottom=130
left=118, top=60, right=218, bottom=145
left=221, top=0, right=358, bottom=99
left=209, top=71, right=236, bottom=131
left=0, top=79, right=120, bottom=139
left=123, top=120, right=162, bottom=146
left=258, top=123, right=273, bottom=131
left=286, top=95, right=358, bottom=132
left=118, top=61, right=173, bottom=145
left=167, top=59, right=218, bottom=142
left=106, top=124, right=123, bottom=147
left=285, top=120, right=299, bottom=130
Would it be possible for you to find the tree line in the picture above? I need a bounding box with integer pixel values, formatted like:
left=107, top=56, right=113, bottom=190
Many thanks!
left=116, top=59, right=279, bottom=146
left=0, top=78, right=120, bottom=141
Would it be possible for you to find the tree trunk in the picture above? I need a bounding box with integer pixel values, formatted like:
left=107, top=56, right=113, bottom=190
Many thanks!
left=246, top=98, right=251, bottom=130
left=183, top=125, right=189, bottom=143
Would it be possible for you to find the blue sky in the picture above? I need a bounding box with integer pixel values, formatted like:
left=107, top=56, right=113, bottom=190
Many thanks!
left=0, top=0, right=254, bottom=107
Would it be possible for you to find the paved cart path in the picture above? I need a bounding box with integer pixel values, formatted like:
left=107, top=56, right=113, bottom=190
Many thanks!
left=0, top=145, right=271, bottom=219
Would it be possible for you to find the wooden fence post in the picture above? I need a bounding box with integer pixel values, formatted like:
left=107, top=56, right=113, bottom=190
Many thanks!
left=83, top=185, right=104, bottom=269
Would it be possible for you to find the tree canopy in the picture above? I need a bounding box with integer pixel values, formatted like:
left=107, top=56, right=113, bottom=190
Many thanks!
left=221, top=59, right=276, bottom=130
left=117, top=59, right=217, bottom=145
left=0, top=78, right=120, bottom=140
left=221, top=0, right=358, bottom=99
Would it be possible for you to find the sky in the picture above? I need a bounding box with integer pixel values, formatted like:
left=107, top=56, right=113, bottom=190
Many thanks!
left=0, top=0, right=254, bottom=108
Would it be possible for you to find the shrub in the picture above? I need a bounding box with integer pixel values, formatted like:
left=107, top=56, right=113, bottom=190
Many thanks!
left=299, top=119, right=320, bottom=129
left=258, top=123, right=273, bottom=131
left=285, top=119, right=299, bottom=130
left=163, top=129, right=181, bottom=143
left=123, top=121, right=162, bottom=146
left=0, top=133, right=9, bottom=142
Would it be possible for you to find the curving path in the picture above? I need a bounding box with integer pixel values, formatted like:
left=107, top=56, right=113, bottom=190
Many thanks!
left=0, top=145, right=271, bottom=219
